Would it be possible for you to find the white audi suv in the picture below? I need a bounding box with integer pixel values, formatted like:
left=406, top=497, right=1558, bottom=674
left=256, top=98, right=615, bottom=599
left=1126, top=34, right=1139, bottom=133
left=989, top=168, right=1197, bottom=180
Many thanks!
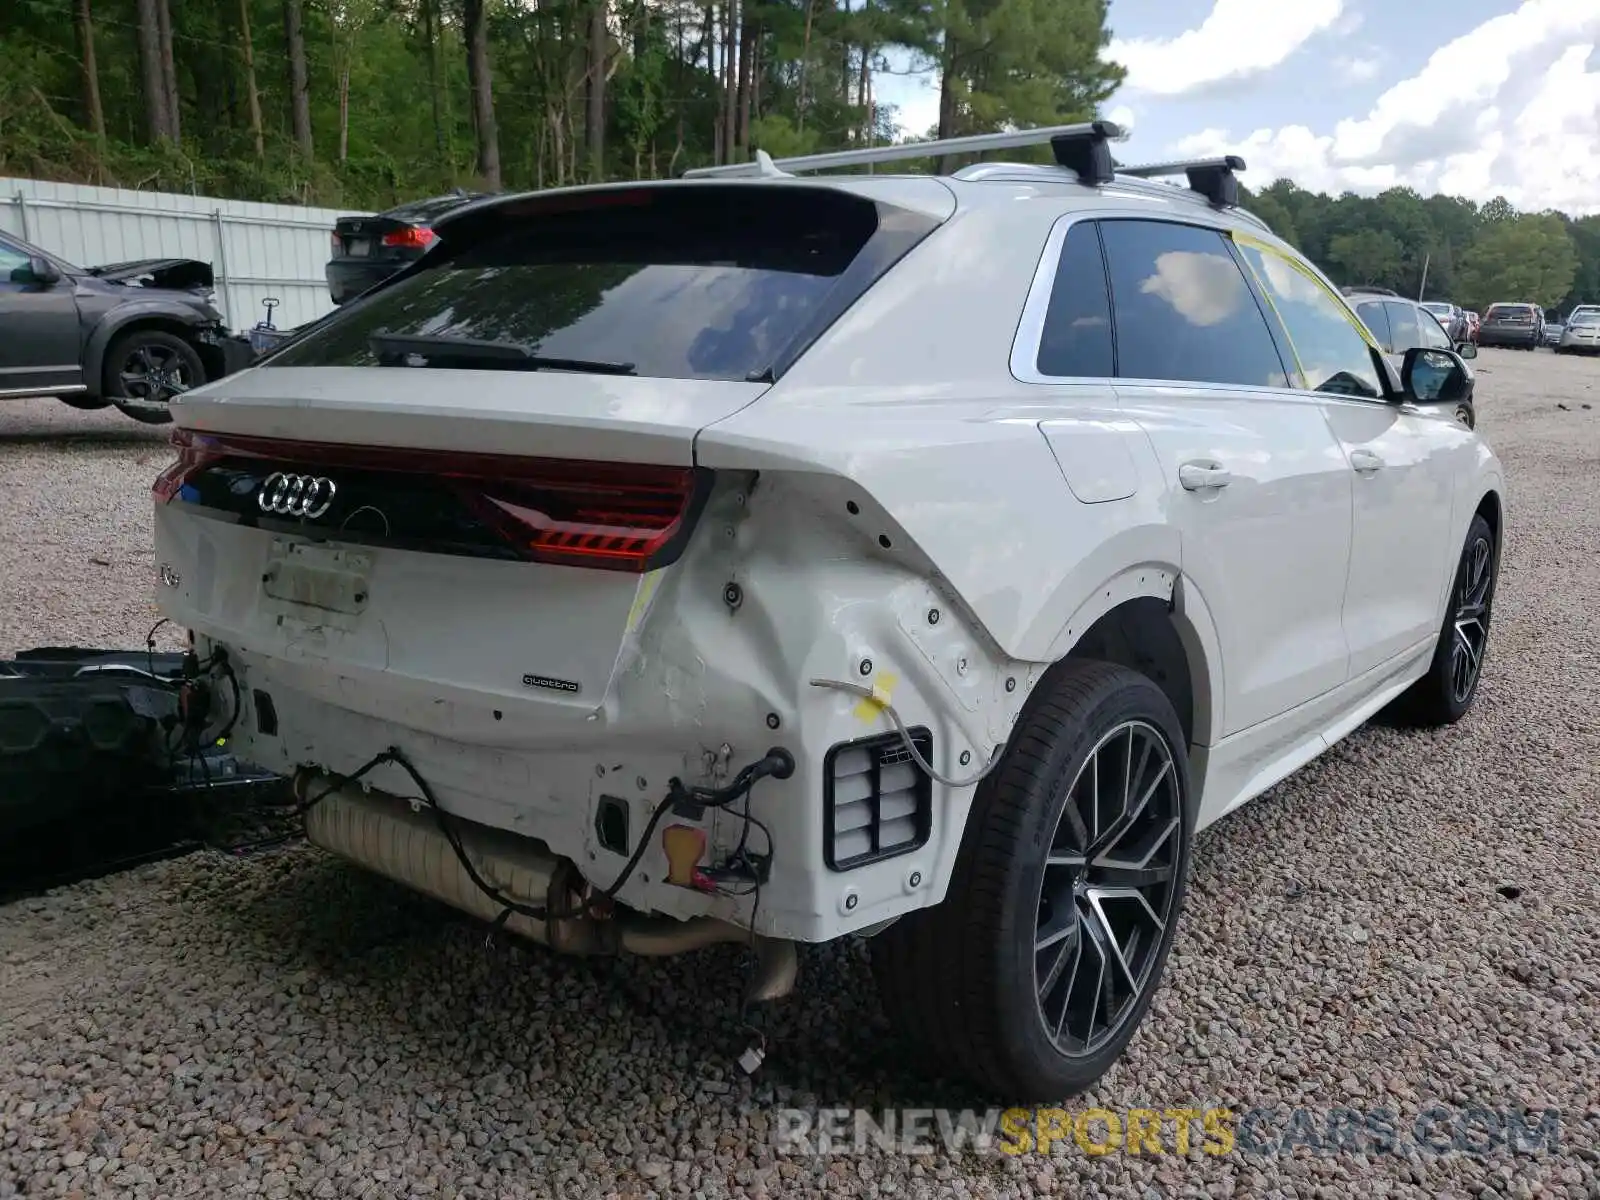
left=150, top=122, right=1504, bottom=1099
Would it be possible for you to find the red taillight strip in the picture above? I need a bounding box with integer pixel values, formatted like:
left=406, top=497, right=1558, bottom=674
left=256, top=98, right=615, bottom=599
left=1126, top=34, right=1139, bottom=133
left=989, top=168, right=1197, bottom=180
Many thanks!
left=152, top=431, right=710, bottom=574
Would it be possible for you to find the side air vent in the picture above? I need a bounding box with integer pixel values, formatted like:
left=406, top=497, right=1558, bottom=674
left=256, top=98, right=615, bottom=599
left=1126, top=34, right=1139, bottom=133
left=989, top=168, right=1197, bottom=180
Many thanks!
left=824, top=729, right=933, bottom=871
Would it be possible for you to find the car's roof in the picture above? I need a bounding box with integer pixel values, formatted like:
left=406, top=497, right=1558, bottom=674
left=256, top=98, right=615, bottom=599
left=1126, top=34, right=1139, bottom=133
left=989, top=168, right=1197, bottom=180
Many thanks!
left=431, top=166, right=1278, bottom=244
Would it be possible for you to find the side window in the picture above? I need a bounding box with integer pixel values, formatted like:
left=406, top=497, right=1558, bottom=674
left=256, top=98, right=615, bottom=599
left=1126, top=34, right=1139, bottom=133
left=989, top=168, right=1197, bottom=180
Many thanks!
left=1098, top=219, right=1289, bottom=388
left=1385, top=301, right=1421, bottom=352
left=0, top=239, right=31, bottom=281
left=1355, top=301, right=1392, bottom=351
left=1415, top=308, right=1452, bottom=349
left=1236, top=240, right=1383, bottom=398
left=1035, top=221, right=1115, bottom=377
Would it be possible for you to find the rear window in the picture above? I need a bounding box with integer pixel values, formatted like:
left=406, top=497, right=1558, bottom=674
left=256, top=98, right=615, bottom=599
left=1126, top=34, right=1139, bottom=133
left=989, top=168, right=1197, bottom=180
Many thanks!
left=1486, top=304, right=1533, bottom=317
left=273, top=187, right=892, bottom=382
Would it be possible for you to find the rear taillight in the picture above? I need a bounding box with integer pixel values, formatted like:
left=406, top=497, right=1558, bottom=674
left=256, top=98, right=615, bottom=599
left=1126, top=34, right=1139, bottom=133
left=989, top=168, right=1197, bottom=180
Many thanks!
left=330, top=231, right=340, bottom=254
left=152, top=428, right=224, bottom=504
left=151, top=433, right=708, bottom=573
left=381, top=226, right=437, bottom=249
left=469, top=461, right=702, bottom=572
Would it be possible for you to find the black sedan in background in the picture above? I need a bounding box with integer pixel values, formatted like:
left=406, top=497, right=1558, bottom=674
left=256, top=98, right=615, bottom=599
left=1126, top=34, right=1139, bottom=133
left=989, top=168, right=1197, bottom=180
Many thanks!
left=1, top=230, right=250, bottom=424
left=325, top=190, right=486, bottom=305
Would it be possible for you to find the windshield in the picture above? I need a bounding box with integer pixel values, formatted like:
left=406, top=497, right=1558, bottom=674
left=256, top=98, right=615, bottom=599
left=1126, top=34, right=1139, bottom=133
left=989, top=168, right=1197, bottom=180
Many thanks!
left=271, top=187, right=890, bottom=382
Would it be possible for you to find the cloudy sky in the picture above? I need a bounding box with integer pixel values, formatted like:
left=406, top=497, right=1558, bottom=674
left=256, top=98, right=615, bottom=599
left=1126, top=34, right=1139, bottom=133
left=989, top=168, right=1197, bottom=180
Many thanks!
left=873, top=0, right=1600, bottom=214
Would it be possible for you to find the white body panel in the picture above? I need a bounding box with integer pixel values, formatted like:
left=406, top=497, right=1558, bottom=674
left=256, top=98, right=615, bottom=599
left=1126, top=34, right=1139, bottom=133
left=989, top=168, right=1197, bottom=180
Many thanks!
left=152, top=169, right=1505, bottom=945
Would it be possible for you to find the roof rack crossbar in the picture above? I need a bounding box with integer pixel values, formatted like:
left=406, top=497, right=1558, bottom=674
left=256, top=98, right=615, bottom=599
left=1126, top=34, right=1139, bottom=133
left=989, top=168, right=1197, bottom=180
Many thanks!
left=680, top=120, right=1126, bottom=180
left=1116, top=155, right=1246, bottom=208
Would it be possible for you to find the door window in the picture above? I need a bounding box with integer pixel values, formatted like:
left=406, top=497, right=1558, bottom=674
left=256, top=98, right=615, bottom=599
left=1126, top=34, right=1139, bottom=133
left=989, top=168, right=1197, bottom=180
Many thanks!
left=1414, top=308, right=1452, bottom=349
left=1235, top=238, right=1384, bottom=398
left=0, top=239, right=31, bottom=283
left=1384, top=301, right=1421, bottom=352
left=1034, top=221, right=1115, bottom=377
left=1097, top=219, right=1289, bottom=388
left=1355, top=301, right=1392, bottom=351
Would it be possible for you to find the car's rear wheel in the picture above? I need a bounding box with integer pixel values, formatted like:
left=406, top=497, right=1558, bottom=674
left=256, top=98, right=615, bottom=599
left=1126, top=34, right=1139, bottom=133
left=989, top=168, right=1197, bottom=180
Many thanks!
left=103, top=330, right=204, bottom=425
left=1397, top=514, right=1497, bottom=726
left=872, top=660, right=1193, bottom=1100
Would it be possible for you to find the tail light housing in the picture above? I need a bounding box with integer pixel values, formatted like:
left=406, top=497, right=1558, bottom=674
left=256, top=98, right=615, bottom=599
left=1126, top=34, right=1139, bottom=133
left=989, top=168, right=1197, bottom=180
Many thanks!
left=330, top=231, right=340, bottom=255
left=151, top=433, right=711, bottom=574
left=380, top=226, right=437, bottom=250
left=152, top=428, right=224, bottom=504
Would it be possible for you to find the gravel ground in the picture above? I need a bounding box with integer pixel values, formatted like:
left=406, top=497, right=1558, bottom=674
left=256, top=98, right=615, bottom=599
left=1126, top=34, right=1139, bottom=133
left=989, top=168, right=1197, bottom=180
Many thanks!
left=3, top=355, right=1599, bottom=1199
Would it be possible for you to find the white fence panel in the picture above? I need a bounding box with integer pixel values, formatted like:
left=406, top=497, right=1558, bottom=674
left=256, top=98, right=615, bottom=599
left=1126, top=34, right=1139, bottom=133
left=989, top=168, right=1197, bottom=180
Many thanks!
left=1, top=177, right=370, bottom=332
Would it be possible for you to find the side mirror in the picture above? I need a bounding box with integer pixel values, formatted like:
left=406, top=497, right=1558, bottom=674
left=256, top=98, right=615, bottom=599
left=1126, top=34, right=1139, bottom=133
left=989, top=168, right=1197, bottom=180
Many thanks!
left=1454, top=340, right=1477, bottom=360
left=11, top=256, right=61, bottom=285
left=1401, top=346, right=1469, bottom=405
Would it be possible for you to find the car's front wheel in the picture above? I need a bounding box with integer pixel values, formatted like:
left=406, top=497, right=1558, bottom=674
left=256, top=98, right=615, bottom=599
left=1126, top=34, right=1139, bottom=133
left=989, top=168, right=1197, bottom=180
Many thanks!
left=872, top=660, right=1193, bottom=1100
left=103, top=330, right=205, bottom=425
left=1398, top=514, right=1497, bottom=725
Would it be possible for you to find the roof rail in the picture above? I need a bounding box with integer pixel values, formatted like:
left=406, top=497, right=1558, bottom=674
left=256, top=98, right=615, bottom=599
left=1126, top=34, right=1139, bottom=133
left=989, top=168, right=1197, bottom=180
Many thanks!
left=1116, top=155, right=1245, bottom=208
left=680, top=121, right=1126, bottom=181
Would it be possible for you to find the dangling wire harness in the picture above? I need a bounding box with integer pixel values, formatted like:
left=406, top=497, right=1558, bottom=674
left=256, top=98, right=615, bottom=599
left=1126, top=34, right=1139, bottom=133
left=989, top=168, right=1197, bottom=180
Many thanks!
left=807, top=677, right=1007, bottom=788
left=292, top=744, right=795, bottom=929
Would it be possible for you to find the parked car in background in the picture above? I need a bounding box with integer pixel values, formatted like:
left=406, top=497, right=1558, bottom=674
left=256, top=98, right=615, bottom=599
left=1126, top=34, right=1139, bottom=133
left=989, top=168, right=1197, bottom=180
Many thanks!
left=1351, top=289, right=1479, bottom=427
left=1542, top=320, right=1564, bottom=347
left=1478, top=302, right=1544, bottom=349
left=1557, top=308, right=1600, bottom=354
left=1420, top=300, right=1469, bottom=342
left=1465, top=310, right=1481, bottom=343
left=326, top=190, right=487, bottom=305
left=0, top=229, right=251, bottom=424
left=1564, top=303, right=1599, bottom=330
left=151, top=123, right=1503, bottom=1100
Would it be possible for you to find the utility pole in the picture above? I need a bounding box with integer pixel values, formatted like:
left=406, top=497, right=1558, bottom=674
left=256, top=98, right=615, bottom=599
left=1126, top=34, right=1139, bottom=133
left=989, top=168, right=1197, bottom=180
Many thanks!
left=1418, top=252, right=1430, bottom=301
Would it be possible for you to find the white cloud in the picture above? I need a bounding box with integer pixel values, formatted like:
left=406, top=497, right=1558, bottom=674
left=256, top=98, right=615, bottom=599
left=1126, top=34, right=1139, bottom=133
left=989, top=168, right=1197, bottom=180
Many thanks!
left=1106, top=104, right=1137, bottom=134
left=1109, top=0, right=1347, bottom=96
left=1174, top=0, right=1600, bottom=214
left=1334, top=54, right=1381, bottom=83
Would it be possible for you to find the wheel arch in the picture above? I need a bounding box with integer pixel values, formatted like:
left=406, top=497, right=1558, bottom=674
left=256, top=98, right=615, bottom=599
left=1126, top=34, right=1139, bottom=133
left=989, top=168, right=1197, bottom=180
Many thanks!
left=84, top=306, right=216, bottom=396
left=1036, top=564, right=1223, bottom=754
left=1474, top=486, right=1503, bottom=549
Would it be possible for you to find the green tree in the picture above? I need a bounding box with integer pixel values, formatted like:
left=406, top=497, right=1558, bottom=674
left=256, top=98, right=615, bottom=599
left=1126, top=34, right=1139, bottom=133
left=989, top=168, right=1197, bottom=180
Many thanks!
left=1456, top=214, right=1578, bottom=311
left=1326, top=229, right=1405, bottom=288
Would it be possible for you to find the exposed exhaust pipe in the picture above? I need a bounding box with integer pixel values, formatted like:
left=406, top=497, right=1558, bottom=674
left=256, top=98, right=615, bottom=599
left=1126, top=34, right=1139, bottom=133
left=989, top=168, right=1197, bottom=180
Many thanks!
left=294, top=769, right=797, bottom=1001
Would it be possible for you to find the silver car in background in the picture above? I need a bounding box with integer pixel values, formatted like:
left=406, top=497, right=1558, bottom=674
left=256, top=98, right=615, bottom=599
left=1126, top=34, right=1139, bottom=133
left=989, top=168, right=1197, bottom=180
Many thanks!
left=1557, top=307, right=1600, bottom=354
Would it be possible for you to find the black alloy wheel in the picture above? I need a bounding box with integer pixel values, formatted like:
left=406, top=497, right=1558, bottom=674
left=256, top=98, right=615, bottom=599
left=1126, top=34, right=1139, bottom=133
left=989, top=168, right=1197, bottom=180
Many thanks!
left=1396, top=512, right=1498, bottom=726
left=104, top=330, right=205, bottom=425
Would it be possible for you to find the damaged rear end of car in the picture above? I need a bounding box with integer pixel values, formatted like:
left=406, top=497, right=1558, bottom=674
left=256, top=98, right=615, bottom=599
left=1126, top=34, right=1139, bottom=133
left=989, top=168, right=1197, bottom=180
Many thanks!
left=150, top=176, right=990, bottom=982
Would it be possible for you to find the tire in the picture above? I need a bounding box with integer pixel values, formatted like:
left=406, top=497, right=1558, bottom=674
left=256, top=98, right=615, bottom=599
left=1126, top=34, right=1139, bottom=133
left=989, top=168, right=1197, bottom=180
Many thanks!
left=872, top=659, right=1194, bottom=1100
left=56, top=395, right=112, bottom=411
left=102, top=330, right=206, bottom=426
left=1396, top=514, right=1497, bottom=726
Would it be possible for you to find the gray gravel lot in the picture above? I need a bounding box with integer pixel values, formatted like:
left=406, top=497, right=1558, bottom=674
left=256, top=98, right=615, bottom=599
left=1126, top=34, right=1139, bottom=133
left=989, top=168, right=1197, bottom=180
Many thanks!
left=3, top=352, right=1599, bottom=1199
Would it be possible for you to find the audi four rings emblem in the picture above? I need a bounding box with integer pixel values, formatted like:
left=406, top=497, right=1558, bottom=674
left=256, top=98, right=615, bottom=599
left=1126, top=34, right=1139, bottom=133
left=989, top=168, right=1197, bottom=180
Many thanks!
left=257, top=472, right=338, bottom=519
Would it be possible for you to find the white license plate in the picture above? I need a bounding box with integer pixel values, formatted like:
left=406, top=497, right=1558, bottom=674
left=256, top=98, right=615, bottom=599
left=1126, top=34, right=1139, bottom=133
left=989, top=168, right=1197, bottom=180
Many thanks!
left=347, top=239, right=370, bottom=257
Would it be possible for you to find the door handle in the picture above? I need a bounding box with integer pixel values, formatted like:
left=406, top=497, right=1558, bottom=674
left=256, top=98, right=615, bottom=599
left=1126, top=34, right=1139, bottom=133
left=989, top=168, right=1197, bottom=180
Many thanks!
left=1178, top=462, right=1232, bottom=491
left=1350, top=449, right=1385, bottom=473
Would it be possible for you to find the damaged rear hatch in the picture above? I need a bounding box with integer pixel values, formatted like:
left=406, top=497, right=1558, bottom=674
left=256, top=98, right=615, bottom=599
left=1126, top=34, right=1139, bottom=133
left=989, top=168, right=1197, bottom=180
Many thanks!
left=154, top=181, right=948, bottom=728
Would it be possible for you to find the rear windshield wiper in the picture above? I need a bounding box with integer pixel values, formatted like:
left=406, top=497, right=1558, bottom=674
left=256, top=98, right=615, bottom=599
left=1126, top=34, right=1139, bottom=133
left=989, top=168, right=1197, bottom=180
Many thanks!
left=368, top=333, right=636, bottom=375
